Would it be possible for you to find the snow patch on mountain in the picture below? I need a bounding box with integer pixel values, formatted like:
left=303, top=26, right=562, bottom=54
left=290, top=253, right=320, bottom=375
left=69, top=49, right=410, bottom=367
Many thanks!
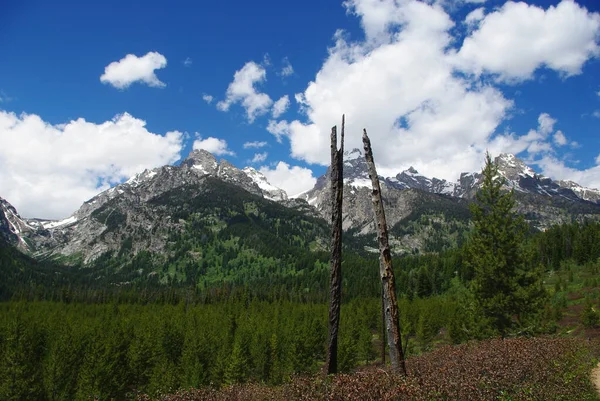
left=243, top=167, right=288, bottom=201
left=42, top=215, right=78, bottom=229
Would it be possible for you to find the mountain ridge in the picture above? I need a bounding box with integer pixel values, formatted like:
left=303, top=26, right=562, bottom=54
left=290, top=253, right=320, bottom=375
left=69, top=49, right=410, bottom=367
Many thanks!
left=2, top=149, right=600, bottom=263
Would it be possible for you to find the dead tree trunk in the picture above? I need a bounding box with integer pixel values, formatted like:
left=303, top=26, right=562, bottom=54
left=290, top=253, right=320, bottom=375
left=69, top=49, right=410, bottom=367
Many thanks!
left=381, top=288, right=386, bottom=365
left=362, top=129, right=407, bottom=375
left=325, top=116, right=344, bottom=375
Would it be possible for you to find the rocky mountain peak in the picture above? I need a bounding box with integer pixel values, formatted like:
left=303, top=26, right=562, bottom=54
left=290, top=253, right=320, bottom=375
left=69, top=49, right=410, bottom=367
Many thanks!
left=495, top=153, right=536, bottom=181
left=558, top=180, right=600, bottom=203
left=214, top=160, right=262, bottom=196
left=242, top=167, right=288, bottom=201
left=344, top=148, right=363, bottom=160
left=181, top=149, right=218, bottom=175
left=388, top=167, right=454, bottom=195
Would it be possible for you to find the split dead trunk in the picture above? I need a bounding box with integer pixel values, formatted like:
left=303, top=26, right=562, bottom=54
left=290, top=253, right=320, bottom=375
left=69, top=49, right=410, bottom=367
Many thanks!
left=381, top=288, right=386, bottom=365
left=362, top=129, right=407, bottom=375
left=325, top=116, right=344, bottom=375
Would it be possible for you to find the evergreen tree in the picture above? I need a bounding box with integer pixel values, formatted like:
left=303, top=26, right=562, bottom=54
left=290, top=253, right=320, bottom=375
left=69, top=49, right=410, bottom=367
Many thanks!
left=465, top=153, right=546, bottom=337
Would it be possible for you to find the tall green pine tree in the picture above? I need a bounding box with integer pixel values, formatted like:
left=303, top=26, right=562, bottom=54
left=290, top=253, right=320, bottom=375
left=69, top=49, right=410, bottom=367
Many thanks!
left=466, top=153, right=546, bottom=337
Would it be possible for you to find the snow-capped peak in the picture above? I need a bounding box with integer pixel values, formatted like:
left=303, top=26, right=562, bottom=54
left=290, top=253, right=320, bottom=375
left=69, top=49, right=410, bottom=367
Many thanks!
left=495, top=153, right=536, bottom=180
left=242, top=167, right=288, bottom=201
left=125, top=168, right=159, bottom=187
left=344, top=148, right=362, bottom=161
left=181, top=149, right=219, bottom=175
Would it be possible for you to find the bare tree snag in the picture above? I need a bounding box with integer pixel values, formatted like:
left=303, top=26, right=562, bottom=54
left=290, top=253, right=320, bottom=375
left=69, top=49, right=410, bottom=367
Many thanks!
left=325, top=115, right=344, bottom=375
left=381, top=288, right=386, bottom=365
left=362, top=129, right=407, bottom=375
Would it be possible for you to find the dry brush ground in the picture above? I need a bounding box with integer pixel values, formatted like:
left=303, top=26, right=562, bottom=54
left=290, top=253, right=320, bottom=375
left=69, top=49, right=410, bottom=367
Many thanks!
left=138, top=337, right=600, bottom=401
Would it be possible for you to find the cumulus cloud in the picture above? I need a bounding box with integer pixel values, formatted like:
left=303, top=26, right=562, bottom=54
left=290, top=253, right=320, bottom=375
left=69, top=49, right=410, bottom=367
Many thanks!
left=251, top=152, right=268, bottom=163
left=202, top=94, right=214, bottom=104
left=217, top=61, right=273, bottom=122
left=534, top=155, right=600, bottom=190
left=553, top=130, right=567, bottom=146
left=266, top=120, right=290, bottom=143
left=243, top=141, right=268, bottom=149
left=100, top=52, right=167, bottom=89
left=280, top=58, right=294, bottom=77
left=281, top=0, right=509, bottom=179
left=183, top=57, right=192, bottom=67
left=276, top=0, right=600, bottom=183
left=537, top=113, right=556, bottom=136
left=192, top=136, right=235, bottom=156
left=486, top=112, right=562, bottom=157
left=456, top=1, right=600, bottom=82
left=272, top=95, right=290, bottom=118
left=259, top=162, right=317, bottom=196
left=0, top=111, right=183, bottom=219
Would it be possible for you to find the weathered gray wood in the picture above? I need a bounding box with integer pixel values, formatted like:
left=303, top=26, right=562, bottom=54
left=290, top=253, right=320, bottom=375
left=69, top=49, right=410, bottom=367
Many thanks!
left=362, top=129, right=407, bottom=375
left=325, top=116, right=344, bottom=375
left=381, top=288, right=386, bottom=366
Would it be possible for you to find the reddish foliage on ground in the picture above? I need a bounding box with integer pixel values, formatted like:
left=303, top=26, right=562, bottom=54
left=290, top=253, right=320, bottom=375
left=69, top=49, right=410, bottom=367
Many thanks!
left=139, top=337, right=599, bottom=401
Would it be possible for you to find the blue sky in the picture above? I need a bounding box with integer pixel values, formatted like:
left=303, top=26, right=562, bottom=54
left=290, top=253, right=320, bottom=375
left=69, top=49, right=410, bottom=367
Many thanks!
left=1, top=0, right=599, bottom=219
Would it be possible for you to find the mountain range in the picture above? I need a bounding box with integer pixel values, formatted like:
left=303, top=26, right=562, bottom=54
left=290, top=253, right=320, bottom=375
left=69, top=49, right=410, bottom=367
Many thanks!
left=2, top=149, right=600, bottom=264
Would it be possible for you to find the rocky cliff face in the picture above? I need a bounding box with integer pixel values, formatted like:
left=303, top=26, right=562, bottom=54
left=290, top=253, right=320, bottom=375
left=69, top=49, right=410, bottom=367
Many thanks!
left=0, top=197, right=34, bottom=250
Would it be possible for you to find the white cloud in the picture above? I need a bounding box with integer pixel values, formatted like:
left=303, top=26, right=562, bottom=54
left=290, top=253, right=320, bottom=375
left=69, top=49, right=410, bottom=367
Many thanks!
left=593, top=110, right=600, bottom=119
left=280, top=58, right=294, bottom=77
left=100, top=52, right=167, bottom=89
left=537, top=112, right=556, bottom=136
left=553, top=130, right=567, bottom=146
left=259, top=162, right=317, bottom=196
left=183, top=57, right=192, bottom=67
left=272, top=95, right=290, bottom=118
left=202, top=94, right=214, bottom=104
left=486, top=112, right=561, bottom=157
left=192, top=136, right=235, bottom=156
left=0, top=111, right=183, bottom=219
left=282, top=0, right=510, bottom=180
left=263, top=53, right=272, bottom=67
left=465, top=7, right=485, bottom=27
left=243, top=141, right=268, bottom=149
left=266, top=120, right=290, bottom=143
left=276, top=0, right=599, bottom=184
left=534, top=155, right=600, bottom=190
left=217, top=61, right=273, bottom=122
left=251, top=152, right=268, bottom=163
left=463, top=0, right=486, bottom=3
left=0, top=90, right=11, bottom=103
left=456, top=1, right=600, bottom=82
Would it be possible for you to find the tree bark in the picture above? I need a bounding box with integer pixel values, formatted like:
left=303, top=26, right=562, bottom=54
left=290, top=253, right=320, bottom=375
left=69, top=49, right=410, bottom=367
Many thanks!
left=381, top=288, right=386, bottom=366
left=362, top=129, right=407, bottom=375
left=325, top=116, right=344, bottom=375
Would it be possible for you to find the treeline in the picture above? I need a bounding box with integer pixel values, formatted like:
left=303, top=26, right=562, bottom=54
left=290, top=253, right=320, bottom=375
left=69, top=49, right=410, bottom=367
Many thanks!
left=532, top=220, right=600, bottom=269
left=3, top=220, right=600, bottom=305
